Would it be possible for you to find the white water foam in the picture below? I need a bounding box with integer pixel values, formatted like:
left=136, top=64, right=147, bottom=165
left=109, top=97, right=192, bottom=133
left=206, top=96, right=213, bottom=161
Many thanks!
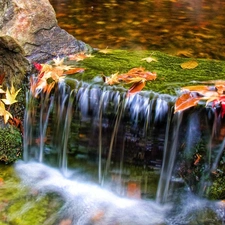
left=15, top=161, right=169, bottom=225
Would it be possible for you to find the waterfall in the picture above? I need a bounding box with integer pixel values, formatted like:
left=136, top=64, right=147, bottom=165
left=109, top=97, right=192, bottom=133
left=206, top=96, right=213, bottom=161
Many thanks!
left=23, top=79, right=225, bottom=202
left=18, top=79, right=225, bottom=224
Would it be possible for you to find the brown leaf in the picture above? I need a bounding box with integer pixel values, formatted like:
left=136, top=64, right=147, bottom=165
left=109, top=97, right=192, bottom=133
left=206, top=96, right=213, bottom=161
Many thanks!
left=127, top=80, right=146, bottom=97
left=180, top=60, right=198, bottom=69
left=174, top=92, right=202, bottom=113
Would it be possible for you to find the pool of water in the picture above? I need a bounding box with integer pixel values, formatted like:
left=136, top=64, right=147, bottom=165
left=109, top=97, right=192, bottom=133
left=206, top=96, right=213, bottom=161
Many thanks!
left=49, top=0, right=225, bottom=60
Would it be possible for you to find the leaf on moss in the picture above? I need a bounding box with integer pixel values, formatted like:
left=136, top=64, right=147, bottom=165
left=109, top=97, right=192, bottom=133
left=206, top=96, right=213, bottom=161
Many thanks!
left=141, top=56, right=158, bottom=63
left=98, top=48, right=113, bottom=54
left=68, top=52, right=94, bottom=61
left=180, top=60, right=198, bottom=69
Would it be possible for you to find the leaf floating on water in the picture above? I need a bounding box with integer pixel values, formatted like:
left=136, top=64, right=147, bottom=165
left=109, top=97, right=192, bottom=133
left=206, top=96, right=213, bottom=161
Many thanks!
left=141, top=56, right=158, bottom=63
left=180, top=60, right=198, bottom=69
left=174, top=92, right=202, bottom=113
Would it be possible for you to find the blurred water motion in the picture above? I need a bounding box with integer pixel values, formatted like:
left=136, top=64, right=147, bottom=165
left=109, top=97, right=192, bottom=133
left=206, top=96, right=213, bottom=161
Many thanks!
left=50, top=0, right=225, bottom=60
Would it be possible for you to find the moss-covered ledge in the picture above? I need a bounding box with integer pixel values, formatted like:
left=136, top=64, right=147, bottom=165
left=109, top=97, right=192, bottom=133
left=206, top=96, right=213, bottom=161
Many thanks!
left=64, top=49, right=225, bottom=96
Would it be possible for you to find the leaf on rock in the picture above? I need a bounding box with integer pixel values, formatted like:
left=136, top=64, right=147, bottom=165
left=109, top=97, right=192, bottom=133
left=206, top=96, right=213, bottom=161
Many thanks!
left=180, top=60, right=198, bottom=69
left=68, top=52, right=94, bottom=61
left=0, top=101, right=12, bottom=123
left=1, top=83, right=21, bottom=105
left=0, top=86, right=5, bottom=94
left=174, top=92, right=202, bottom=113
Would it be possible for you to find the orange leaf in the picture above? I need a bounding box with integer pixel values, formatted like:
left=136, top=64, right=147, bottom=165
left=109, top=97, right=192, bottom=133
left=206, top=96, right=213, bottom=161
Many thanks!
left=68, top=52, right=93, bottom=61
left=127, top=80, right=146, bottom=97
left=64, top=67, right=85, bottom=75
left=174, top=92, right=202, bottom=113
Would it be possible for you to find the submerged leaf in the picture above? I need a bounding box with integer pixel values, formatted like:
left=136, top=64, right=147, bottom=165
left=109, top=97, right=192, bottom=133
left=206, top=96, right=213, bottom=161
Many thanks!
left=180, top=60, right=198, bottom=69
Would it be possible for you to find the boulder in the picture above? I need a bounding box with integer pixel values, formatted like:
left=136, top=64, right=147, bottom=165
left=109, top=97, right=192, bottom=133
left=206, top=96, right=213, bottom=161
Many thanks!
left=0, top=0, right=89, bottom=63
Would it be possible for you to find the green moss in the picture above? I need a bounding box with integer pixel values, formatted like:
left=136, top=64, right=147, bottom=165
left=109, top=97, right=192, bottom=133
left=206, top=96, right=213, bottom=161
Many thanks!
left=0, top=126, right=22, bottom=164
left=64, top=50, right=225, bottom=95
left=0, top=165, right=63, bottom=225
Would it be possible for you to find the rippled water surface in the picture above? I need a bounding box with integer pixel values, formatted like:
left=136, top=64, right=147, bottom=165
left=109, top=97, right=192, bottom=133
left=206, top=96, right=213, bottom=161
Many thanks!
left=50, top=0, right=225, bottom=60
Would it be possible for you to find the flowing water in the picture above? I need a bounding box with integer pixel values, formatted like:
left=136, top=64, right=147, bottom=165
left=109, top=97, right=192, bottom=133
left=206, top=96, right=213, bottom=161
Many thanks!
left=4, top=74, right=225, bottom=224
left=50, top=0, right=225, bottom=60
left=1, top=0, right=225, bottom=224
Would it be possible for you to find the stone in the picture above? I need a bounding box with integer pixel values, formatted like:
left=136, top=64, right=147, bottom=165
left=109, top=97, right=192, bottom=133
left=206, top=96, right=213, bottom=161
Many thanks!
left=0, top=0, right=89, bottom=63
left=0, top=35, right=30, bottom=87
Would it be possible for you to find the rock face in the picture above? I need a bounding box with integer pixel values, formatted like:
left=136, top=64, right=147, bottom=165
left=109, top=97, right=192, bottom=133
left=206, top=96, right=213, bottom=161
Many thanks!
left=0, top=35, right=30, bottom=87
left=0, top=0, right=89, bottom=63
left=0, top=0, right=89, bottom=163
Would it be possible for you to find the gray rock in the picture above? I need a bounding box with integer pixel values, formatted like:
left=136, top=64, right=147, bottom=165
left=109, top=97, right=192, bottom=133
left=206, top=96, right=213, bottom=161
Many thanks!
left=0, top=0, right=89, bottom=63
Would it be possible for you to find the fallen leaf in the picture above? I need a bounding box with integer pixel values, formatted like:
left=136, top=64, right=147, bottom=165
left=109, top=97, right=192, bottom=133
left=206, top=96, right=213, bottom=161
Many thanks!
left=174, top=92, right=202, bottom=113
left=0, top=86, right=5, bottom=94
left=0, top=101, right=13, bottom=123
left=64, top=67, right=85, bottom=75
left=141, top=56, right=158, bottom=63
left=103, top=72, right=120, bottom=85
left=68, top=52, right=94, bottom=61
left=98, top=47, right=113, bottom=54
left=127, top=80, right=146, bottom=97
left=1, top=83, right=21, bottom=105
left=180, top=60, right=198, bottom=69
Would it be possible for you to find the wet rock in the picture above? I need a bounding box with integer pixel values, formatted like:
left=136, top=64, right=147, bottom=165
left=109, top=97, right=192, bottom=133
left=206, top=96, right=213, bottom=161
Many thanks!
left=0, top=35, right=30, bottom=87
left=0, top=0, right=89, bottom=63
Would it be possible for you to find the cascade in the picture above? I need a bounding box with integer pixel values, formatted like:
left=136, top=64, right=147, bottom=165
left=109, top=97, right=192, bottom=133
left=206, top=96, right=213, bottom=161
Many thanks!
left=17, top=78, right=225, bottom=224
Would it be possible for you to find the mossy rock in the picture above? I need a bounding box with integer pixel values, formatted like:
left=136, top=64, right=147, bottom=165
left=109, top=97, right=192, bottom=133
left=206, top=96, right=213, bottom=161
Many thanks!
left=0, top=126, right=22, bottom=164
left=63, top=49, right=225, bottom=96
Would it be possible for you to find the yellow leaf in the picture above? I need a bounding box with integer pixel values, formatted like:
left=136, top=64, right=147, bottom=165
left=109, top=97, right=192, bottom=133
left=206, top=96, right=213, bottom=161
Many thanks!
left=126, top=77, right=146, bottom=84
left=104, top=72, right=120, bottom=85
left=180, top=60, right=198, bottom=69
left=99, top=48, right=113, bottom=54
left=1, top=83, right=21, bottom=105
left=0, top=101, right=12, bottom=123
left=52, top=56, right=64, bottom=66
left=0, top=86, right=5, bottom=94
left=141, top=56, right=158, bottom=63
